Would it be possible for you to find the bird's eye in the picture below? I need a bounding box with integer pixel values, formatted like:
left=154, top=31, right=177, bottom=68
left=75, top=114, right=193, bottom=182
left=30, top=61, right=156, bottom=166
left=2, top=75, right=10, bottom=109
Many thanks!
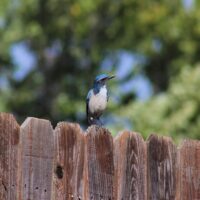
left=100, top=78, right=107, bottom=83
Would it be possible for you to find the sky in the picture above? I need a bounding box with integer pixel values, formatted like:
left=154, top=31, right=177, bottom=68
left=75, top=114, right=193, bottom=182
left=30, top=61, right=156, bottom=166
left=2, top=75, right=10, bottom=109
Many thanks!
left=10, top=42, right=36, bottom=80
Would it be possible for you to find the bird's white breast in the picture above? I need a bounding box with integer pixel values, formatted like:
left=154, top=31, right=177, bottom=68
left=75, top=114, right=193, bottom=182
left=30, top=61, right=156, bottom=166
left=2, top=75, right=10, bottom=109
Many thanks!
left=89, top=86, right=108, bottom=114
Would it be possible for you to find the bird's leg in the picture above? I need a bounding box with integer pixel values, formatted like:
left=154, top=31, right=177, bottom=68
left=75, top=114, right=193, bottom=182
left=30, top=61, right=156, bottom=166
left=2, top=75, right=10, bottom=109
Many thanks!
left=88, top=116, right=103, bottom=126
left=95, top=117, right=103, bottom=126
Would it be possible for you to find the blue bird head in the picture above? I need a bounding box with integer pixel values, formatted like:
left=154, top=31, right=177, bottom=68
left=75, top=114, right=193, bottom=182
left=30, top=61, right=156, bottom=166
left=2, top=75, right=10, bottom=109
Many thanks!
left=93, top=74, right=115, bottom=93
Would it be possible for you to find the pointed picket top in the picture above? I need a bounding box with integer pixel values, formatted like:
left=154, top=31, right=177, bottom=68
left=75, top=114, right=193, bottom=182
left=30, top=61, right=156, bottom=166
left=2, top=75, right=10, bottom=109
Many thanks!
left=114, top=130, right=145, bottom=143
left=21, top=116, right=52, bottom=129
left=114, top=131, right=147, bottom=200
left=0, top=112, right=18, bottom=121
left=0, top=112, right=19, bottom=137
left=53, top=122, right=84, bottom=200
left=85, top=124, right=111, bottom=135
left=55, top=121, right=83, bottom=134
left=147, top=133, right=175, bottom=145
left=178, top=137, right=200, bottom=150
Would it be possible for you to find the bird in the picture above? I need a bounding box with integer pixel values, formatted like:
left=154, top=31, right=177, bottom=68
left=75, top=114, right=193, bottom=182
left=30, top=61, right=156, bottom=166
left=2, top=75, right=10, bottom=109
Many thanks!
left=86, top=74, right=115, bottom=126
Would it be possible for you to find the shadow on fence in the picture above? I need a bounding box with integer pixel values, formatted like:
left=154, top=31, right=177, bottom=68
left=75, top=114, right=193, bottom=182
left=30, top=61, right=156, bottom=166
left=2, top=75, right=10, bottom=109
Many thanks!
left=0, top=112, right=200, bottom=200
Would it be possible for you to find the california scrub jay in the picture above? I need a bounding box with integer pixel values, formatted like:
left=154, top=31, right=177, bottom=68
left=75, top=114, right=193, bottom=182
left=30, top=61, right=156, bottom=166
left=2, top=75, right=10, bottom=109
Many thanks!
left=86, top=74, right=115, bottom=125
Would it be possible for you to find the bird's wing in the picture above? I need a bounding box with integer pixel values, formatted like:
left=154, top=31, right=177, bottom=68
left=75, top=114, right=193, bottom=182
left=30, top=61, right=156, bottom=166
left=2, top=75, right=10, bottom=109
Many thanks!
left=107, top=89, right=109, bottom=101
left=86, top=89, right=93, bottom=119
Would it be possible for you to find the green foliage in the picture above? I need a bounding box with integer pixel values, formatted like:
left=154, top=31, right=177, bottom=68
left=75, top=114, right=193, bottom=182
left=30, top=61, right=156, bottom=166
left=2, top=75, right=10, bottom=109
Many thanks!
left=0, top=0, right=200, bottom=140
left=118, top=66, right=200, bottom=141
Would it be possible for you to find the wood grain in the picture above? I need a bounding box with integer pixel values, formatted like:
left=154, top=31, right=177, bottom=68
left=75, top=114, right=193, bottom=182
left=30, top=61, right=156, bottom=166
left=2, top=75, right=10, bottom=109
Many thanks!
left=177, top=139, right=200, bottom=200
left=20, top=117, right=54, bottom=200
left=2, top=112, right=200, bottom=199
left=147, top=134, right=177, bottom=200
left=0, top=113, right=20, bottom=200
left=84, top=125, right=114, bottom=200
left=53, top=122, right=84, bottom=200
left=114, top=131, right=147, bottom=200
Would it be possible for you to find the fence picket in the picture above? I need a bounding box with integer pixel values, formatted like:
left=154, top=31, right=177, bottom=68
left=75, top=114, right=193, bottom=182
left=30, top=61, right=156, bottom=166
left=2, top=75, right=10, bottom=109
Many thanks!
left=0, top=113, right=20, bottom=200
left=84, top=126, right=114, bottom=200
left=147, top=134, right=177, bottom=200
left=53, top=122, right=84, bottom=200
left=177, top=139, right=200, bottom=200
left=114, top=131, right=147, bottom=200
left=20, top=117, right=54, bottom=200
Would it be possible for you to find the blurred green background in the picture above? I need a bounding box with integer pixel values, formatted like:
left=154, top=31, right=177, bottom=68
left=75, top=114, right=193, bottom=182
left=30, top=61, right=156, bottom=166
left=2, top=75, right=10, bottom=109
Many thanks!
left=0, top=0, right=200, bottom=140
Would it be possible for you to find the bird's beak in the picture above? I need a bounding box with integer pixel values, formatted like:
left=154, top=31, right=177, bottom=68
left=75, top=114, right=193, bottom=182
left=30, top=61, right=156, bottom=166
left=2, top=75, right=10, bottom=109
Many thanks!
left=108, top=75, right=115, bottom=80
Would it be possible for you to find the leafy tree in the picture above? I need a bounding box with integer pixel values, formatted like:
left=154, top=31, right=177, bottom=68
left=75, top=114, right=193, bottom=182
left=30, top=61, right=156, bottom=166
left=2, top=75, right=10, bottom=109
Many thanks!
left=117, top=66, right=200, bottom=141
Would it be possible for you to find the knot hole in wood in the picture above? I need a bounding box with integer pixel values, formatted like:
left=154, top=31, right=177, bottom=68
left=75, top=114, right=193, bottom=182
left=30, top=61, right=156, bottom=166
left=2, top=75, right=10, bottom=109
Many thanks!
left=56, top=165, right=63, bottom=179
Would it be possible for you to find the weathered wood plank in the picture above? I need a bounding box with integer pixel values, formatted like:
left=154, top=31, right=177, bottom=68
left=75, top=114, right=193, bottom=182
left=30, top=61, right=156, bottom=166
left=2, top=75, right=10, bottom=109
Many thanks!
left=147, top=134, right=177, bottom=200
left=53, top=122, right=84, bottom=200
left=20, top=117, right=54, bottom=200
left=0, top=113, right=20, bottom=200
left=177, top=139, right=200, bottom=200
left=114, top=131, right=147, bottom=200
left=4, top=112, right=200, bottom=199
left=84, top=125, right=114, bottom=200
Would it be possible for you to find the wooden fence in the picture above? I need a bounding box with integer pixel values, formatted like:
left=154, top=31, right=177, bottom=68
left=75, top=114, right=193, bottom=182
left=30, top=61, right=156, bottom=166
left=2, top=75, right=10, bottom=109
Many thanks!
left=0, top=112, right=200, bottom=200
